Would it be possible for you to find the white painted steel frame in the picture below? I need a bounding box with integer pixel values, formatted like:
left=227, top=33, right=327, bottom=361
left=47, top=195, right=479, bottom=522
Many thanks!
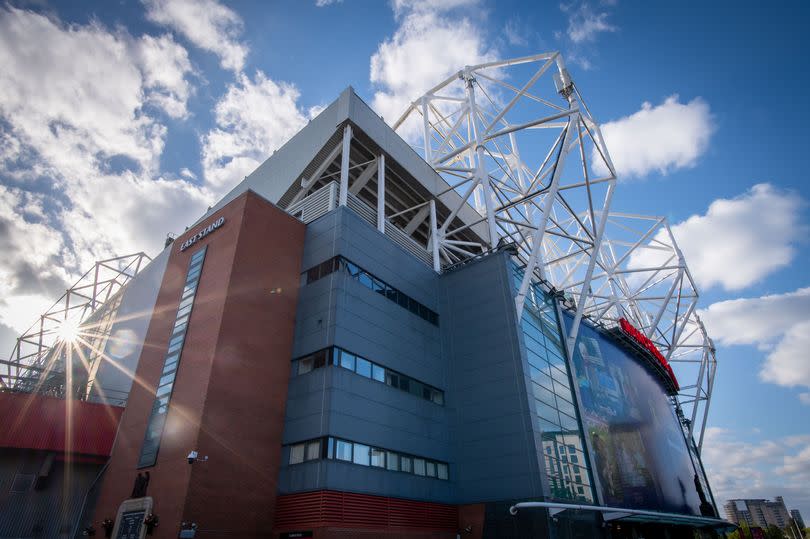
left=392, top=53, right=716, bottom=451
left=0, top=253, right=151, bottom=394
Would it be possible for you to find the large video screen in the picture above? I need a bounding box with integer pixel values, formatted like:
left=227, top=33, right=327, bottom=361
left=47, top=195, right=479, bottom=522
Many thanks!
left=562, top=314, right=706, bottom=516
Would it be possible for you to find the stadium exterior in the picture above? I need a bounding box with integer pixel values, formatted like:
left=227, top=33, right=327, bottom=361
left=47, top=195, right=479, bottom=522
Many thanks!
left=0, top=54, right=734, bottom=538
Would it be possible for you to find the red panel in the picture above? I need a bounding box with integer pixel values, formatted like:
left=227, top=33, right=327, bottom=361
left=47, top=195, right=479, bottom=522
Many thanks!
left=0, top=392, right=123, bottom=456
left=274, top=490, right=459, bottom=532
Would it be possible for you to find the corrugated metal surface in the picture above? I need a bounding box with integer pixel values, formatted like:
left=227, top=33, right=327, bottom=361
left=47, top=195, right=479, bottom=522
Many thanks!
left=275, top=490, right=458, bottom=532
left=0, top=448, right=105, bottom=539
left=0, top=393, right=123, bottom=456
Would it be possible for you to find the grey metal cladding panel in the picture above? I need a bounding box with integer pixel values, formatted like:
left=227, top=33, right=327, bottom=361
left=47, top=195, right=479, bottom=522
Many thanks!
left=334, top=208, right=438, bottom=308
left=327, top=368, right=448, bottom=459
left=300, top=210, right=340, bottom=270
left=89, top=247, right=170, bottom=403
left=440, top=252, right=541, bottom=502
left=334, top=278, right=441, bottom=386
left=277, top=460, right=328, bottom=494
left=323, top=460, right=454, bottom=503
left=291, top=276, right=336, bottom=357
left=282, top=368, right=333, bottom=444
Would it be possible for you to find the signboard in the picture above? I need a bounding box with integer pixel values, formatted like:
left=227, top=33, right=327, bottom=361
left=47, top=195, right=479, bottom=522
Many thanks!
left=618, top=317, right=679, bottom=390
left=116, top=510, right=145, bottom=539
left=179, top=217, right=225, bottom=251
left=280, top=533, right=313, bottom=539
left=563, top=313, right=704, bottom=516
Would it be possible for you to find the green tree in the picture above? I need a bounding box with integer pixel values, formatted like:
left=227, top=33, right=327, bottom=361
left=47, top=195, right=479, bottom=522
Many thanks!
left=764, top=525, right=783, bottom=539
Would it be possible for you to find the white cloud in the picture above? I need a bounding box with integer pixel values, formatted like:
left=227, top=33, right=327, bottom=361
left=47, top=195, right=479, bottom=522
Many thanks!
left=561, top=1, right=617, bottom=43
left=598, top=95, right=714, bottom=179
left=760, top=321, right=810, bottom=389
left=699, top=288, right=810, bottom=346
left=201, top=71, right=309, bottom=193
left=699, top=287, right=810, bottom=399
left=0, top=7, right=209, bottom=336
left=702, top=427, right=810, bottom=516
left=143, top=0, right=248, bottom=72
left=504, top=18, right=529, bottom=47
left=370, top=2, right=496, bottom=127
left=315, top=0, right=343, bottom=6
left=391, top=0, right=480, bottom=17
left=135, top=34, right=195, bottom=119
left=628, top=184, right=805, bottom=292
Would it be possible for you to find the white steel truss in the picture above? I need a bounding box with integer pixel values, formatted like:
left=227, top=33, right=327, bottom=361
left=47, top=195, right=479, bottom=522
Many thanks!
left=0, top=253, right=151, bottom=395
left=393, top=53, right=715, bottom=451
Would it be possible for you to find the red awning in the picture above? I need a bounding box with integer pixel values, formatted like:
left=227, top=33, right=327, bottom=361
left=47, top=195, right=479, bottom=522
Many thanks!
left=0, top=392, right=123, bottom=457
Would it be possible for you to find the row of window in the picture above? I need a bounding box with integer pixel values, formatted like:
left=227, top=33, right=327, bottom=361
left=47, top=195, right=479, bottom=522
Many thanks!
left=138, top=247, right=207, bottom=468
left=288, top=437, right=449, bottom=480
left=293, top=347, right=444, bottom=405
left=302, top=256, right=439, bottom=326
left=513, top=265, right=596, bottom=503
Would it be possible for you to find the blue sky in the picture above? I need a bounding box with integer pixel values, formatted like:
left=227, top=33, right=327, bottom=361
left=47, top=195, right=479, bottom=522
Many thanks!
left=0, top=0, right=808, bottom=517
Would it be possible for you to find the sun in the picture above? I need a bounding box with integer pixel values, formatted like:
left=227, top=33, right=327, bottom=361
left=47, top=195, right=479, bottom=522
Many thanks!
left=55, top=317, right=81, bottom=343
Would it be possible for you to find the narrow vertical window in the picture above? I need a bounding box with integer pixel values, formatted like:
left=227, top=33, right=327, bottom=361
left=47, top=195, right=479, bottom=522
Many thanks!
left=138, top=246, right=207, bottom=468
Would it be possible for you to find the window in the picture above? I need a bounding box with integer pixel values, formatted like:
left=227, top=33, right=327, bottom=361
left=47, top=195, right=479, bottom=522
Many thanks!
left=306, top=440, right=321, bottom=461
left=289, top=444, right=305, bottom=464
left=138, top=246, right=207, bottom=468
left=426, top=461, right=436, bottom=478
left=298, top=356, right=313, bottom=375
left=355, top=357, right=372, bottom=378
left=336, top=440, right=352, bottom=462
left=370, top=448, right=385, bottom=468
left=353, top=444, right=370, bottom=466
left=301, top=256, right=439, bottom=326
left=339, top=350, right=355, bottom=371
left=514, top=263, right=595, bottom=503
left=291, top=346, right=444, bottom=406
left=285, top=439, right=449, bottom=481
left=372, top=364, right=385, bottom=382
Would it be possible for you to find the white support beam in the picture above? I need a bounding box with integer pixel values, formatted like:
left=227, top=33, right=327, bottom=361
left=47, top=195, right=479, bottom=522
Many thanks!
left=567, top=181, right=615, bottom=350
left=515, top=117, right=576, bottom=316
left=429, top=199, right=440, bottom=272
left=404, top=205, right=431, bottom=235
left=377, top=154, right=385, bottom=233
left=349, top=157, right=378, bottom=195
left=338, top=124, right=352, bottom=207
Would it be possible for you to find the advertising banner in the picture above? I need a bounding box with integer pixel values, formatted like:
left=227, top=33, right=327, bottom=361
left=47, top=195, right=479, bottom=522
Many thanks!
left=562, top=314, right=704, bottom=515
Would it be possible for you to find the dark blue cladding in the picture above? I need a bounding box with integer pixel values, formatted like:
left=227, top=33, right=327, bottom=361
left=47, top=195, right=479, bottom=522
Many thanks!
left=561, top=313, right=705, bottom=515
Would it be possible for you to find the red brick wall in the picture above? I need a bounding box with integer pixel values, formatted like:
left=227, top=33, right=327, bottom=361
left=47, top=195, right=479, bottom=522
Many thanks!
left=93, top=191, right=305, bottom=538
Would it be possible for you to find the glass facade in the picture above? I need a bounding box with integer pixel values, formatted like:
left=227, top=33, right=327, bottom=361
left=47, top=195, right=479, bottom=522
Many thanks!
left=286, top=436, right=449, bottom=480
left=302, top=256, right=439, bottom=325
left=563, top=313, right=706, bottom=515
left=513, top=265, right=595, bottom=503
left=137, top=247, right=207, bottom=468
left=292, top=346, right=444, bottom=405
